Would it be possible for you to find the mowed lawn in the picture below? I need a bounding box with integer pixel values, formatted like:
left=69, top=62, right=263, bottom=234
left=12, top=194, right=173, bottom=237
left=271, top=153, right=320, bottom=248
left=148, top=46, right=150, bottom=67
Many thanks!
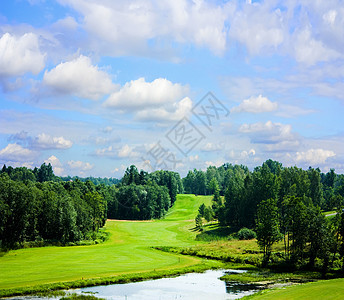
left=250, top=278, right=344, bottom=300
left=0, top=195, right=212, bottom=290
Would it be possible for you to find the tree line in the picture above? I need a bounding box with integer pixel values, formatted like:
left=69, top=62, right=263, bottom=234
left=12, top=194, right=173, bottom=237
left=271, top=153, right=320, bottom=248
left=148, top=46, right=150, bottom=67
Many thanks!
left=0, top=172, right=107, bottom=249
left=0, top=164, right=182, bottom=249
left=194, top=160, right=344, bottom=272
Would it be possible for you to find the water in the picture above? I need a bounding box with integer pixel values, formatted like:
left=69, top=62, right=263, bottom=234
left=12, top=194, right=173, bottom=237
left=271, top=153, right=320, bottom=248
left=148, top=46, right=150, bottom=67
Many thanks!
left=6, top=270, right=264, bottom=300
left=72, top=269, right=263, bottom=300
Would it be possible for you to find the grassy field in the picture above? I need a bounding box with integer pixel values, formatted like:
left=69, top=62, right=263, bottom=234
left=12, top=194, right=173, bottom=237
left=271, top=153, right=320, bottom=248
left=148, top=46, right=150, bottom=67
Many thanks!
left=247, top=278, right=344, bottom=299
left=0, top=195, right=212, bottom=293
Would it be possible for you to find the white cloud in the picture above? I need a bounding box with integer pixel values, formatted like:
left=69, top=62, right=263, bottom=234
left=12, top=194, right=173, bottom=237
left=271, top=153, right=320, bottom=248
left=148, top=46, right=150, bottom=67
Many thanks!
left=189, top=155, right=199, bottom=162
left=240, top=149, right=256, bottom=159
left=43, top=55, right=116, bottom=100
left=57, top=0, right=230, bottom=56
left=86, top=136, right=119, bottom=145
left=239, top=121, right=296, bottom=145
left=93, top=144, right=139, bottom=159
left=296, top=149, right=336, bottom=165
left=231, top=95, right=278, bottom=114
left=93, top=145, right=117, bottom=157
left=0, top=32, right=45, bottom=77
left=34, top=133, right=73, bottom=149
left=104, top=77, right=188, bottom=109
left=323, top=10, right=337, bottom=27
left=44, top=155, right=64, bottom=176
left=229, top=2, right=284, bottom=55
left=135, top=96, right=192, bottom=122
left=0, top=143, right=36, bottom=162
left=205, top=159, right=225, bottom=168
left=104, top=77, right=192, bottom=122
left=67, top=160, right=94, bottom=171
left=117, top=144, right=139, bottom=158
left=293, top=27, right=341, bottom=66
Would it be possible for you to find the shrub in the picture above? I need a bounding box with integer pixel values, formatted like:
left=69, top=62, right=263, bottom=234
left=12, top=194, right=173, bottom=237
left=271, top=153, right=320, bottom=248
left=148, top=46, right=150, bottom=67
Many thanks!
left=237, top=227, right=257, bottom=240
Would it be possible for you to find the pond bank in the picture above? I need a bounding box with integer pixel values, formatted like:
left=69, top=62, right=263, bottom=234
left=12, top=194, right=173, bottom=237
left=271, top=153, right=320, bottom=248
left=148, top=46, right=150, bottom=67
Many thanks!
left=0, top=260, right=227, bottom=298
left=4, top=270, right=265, bottom=300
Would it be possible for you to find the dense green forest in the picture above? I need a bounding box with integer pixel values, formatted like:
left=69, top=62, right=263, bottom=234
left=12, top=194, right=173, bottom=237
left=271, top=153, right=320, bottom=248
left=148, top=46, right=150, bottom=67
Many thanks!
left=192, top=160, right=344, bottom=271
left=0, top=164, right=181, bottom=249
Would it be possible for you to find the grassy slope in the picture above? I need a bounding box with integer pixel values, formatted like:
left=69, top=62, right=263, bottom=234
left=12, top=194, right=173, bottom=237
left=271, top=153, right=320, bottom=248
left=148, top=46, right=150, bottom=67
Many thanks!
left=249, top=278, right=344, bottom=300
left=0, top=195, right=212, bottom=291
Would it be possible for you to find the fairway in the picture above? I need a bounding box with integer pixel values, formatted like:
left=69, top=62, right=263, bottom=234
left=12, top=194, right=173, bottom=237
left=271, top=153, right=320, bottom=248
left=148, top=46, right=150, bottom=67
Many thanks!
left=0, top=195, right=212, bottom=291
left=250, top=278, right=344, bottom=300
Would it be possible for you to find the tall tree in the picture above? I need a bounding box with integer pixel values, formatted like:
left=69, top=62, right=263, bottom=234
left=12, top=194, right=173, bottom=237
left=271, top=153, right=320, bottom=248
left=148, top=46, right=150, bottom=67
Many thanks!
left=256, top=198, right=282, bottom=266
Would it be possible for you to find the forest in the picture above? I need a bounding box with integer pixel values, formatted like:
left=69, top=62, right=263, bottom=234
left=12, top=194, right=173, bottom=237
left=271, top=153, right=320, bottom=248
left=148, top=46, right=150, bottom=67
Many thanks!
left=191, top=160, right=344, bottom=271
left=1, top=159, right=344, bottom=273
left=0, top=164, right=181, bottom=249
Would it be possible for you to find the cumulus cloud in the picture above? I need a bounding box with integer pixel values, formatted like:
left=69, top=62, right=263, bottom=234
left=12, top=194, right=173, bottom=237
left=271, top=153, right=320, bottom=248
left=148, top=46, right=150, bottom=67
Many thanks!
left=43, top=55, right=116, bottom=100
left=229, top=2, right=284, bottom=55
left=8, top=131, right=73, bottom=150
left=49, top=0, right=344, bottom=66
left=136, top=97, right=192, bottom=122
left=104, top=77, right=188, bottom=109
left=44, top=155, right=64, bottom=176
left=296, top=148, right=336, bottom=165
left=33, top=133, right=73, bottom=149
left=0, top=32, right=45, bottom=77
left=231, top=95, right=278, bottom=114
left=93, top=144, right=139, bottom=159
left=104, top=77, right=192, bottom=122
left=239, top=121, right=297, bottom=145
left=117, top=144, right=139, bottom=158
left=57, top=0, right=230, bottom=56
left=67, top=160, right=94, bottom=171
left=0, top=143, right=36, bottom=162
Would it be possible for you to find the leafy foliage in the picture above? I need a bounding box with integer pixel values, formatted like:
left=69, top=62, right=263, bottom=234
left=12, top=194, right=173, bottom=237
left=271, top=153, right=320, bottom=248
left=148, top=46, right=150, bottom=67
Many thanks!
left=237, top=227, right=257, bottom=240
left=256, top=198, right=282, bottom=266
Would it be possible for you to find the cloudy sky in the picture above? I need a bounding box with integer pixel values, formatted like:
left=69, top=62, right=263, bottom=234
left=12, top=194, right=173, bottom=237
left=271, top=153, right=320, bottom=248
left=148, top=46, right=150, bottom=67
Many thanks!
left=1, top=0, right=344, bottom=178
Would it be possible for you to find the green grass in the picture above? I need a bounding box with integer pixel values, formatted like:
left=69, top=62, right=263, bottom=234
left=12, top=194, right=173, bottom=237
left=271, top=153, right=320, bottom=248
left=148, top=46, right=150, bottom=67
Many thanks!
left=0, top=194, right=212, bottom=295
left=247, top=278, right=344, bottom=299
left=220, top=270, right=321, bottom=284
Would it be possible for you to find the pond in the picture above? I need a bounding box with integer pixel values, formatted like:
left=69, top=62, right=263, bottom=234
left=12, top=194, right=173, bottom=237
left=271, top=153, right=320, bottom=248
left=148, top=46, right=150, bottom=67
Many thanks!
left=6, top=269, right=264, bottom=300
left=72, top=269, right=263, bottom=300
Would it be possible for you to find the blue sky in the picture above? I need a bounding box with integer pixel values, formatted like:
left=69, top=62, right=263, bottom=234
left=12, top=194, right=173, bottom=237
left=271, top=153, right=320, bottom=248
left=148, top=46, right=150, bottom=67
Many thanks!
left=1, top=0, right=344, bottom=178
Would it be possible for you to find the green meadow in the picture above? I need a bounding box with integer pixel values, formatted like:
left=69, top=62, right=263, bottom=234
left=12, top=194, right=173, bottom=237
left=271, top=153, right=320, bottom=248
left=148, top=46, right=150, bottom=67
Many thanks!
left=247, top=278, right=344, bottom=300
left=0, top=195, right=212, bottom=294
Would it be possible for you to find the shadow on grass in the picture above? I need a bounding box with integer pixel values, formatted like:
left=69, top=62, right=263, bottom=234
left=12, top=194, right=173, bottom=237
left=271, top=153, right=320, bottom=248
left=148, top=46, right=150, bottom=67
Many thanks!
left=194, top=223, right=236, bottom=241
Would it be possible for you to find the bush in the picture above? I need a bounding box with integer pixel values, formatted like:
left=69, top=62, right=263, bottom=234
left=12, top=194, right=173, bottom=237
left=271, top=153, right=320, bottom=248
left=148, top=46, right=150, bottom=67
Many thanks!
left=237, top=227, right=257, bottom=240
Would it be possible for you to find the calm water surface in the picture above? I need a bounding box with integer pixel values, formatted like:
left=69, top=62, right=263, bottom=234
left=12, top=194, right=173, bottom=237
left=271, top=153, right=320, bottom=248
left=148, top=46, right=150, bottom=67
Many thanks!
left=7, top=269, right=263, bottom=300
left=72, top=269, right=262, bottom=300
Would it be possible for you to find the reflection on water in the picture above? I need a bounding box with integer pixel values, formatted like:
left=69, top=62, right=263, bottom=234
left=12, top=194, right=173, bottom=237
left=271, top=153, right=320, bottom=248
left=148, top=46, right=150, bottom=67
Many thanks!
left=224, top=270, right=263, bottom=295
left=6, top=270, right=264, bottom=300
left=74, top=269, right=263, bottom=300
